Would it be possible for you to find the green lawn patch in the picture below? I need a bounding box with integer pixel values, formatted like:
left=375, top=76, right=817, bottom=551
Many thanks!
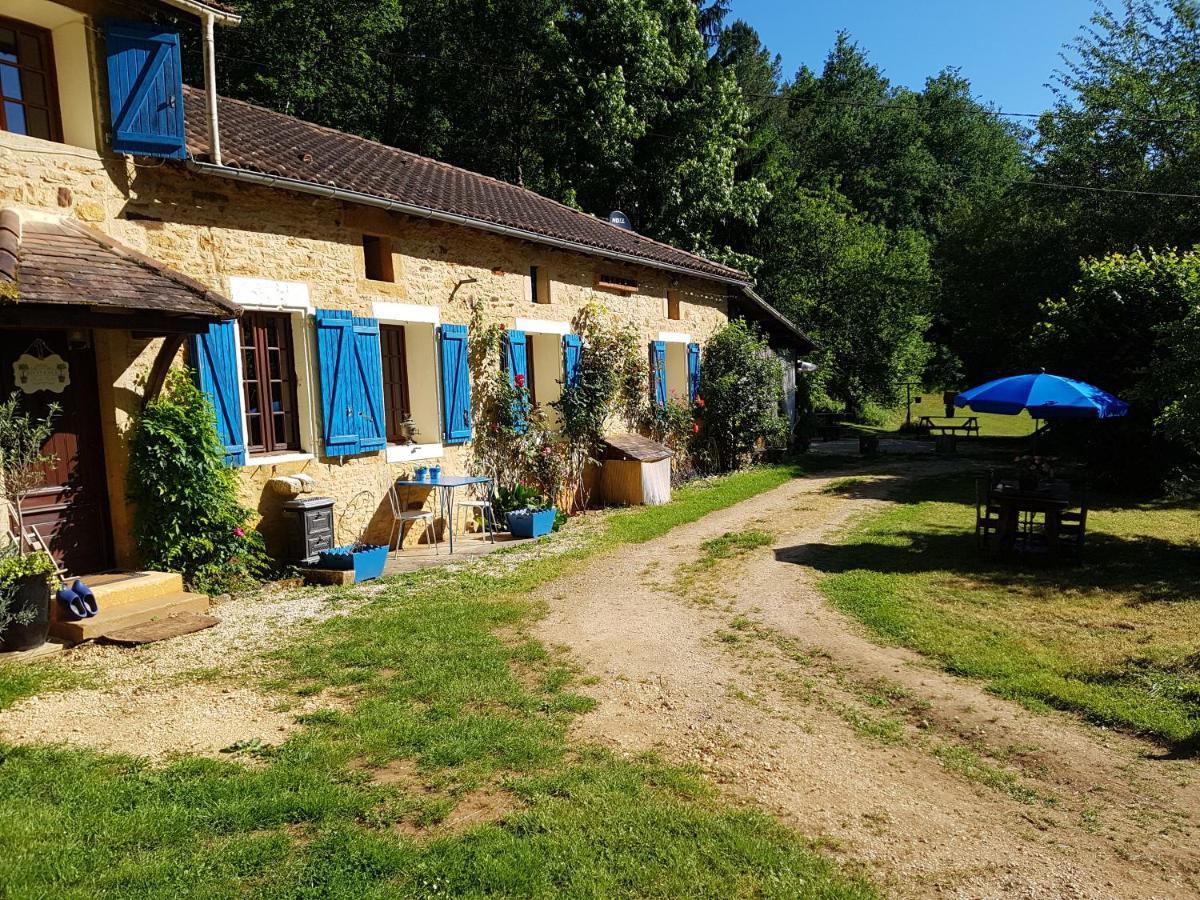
left=0, top=458, right=875, bottom=898
left=813, top=475, right=1200, bottom=748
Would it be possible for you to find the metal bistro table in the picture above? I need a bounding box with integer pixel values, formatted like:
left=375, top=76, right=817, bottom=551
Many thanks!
left=393, top=474, right=492, bottom=554
left=990, top=479, right=1071, bottom=557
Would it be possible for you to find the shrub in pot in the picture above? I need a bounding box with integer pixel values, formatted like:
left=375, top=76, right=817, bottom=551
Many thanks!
left=0, top=545, right=54, bottom=652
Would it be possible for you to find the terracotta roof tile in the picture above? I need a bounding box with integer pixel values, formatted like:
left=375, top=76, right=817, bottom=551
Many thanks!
left=182, top=87, right=750, bottom=284
left=4, top=212, right=238, bottom=319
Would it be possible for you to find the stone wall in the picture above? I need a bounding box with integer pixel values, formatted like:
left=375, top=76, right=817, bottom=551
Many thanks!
left=0, top=131, right=731, bottom=562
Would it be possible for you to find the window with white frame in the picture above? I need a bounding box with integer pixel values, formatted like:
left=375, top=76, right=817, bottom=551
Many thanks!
left=373, top=302, right=444, bottom=461
left=228, top=277, right=318, bottom=462
left=660, top=332, right=691, bottom=404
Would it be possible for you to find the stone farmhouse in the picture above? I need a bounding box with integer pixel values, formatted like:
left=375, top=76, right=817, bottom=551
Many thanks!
left=0, top=0, right=811, bottom=632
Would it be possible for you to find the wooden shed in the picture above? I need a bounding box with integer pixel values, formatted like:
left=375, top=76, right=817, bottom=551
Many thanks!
left=600, top=434, right=673, bottom=507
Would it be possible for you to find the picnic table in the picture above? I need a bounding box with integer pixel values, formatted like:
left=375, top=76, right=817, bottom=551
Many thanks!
left=989, top=478, right=1072, bottom=557
left=918, top=415, right=980, bottom=437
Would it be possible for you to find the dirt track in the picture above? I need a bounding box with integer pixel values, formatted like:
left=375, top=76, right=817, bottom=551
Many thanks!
left=535, top=463, right=1200, bottom=898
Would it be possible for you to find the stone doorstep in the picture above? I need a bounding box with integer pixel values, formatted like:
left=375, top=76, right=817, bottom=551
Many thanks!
left=48, top=571, right=186, bottom=625
left=50, top=591, right=210, bottom=644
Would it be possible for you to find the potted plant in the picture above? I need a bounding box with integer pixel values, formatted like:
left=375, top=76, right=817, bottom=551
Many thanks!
left=0, top=543, right=54, bottom=652
left=317, top=541, right=390, bottom=582
left=0, top=392, right=60, bottom=652
left=497, top=484, right=556, bottom=539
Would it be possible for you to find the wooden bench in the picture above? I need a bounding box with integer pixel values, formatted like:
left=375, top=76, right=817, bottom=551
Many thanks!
left=917, top=415, right=980, bottom=437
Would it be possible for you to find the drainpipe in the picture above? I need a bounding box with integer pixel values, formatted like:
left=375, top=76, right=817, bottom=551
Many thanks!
left=201, top=11, right=222, bottom=166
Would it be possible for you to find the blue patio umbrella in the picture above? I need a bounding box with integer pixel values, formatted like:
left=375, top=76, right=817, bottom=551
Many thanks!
left=954, top=371, right=1128, bottom=419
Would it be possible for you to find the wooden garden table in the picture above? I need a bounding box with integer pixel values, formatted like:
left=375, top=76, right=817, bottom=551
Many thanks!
left=990, top=479, right=1071, bottom=558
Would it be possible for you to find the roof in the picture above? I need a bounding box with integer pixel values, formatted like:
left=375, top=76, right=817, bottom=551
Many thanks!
left=0, top=209, right=239, bottom=320
left=181, top=87, right=750, bottom=284
left=153, top=0, right=241, bottom=23
left=602, top=434, right=674, bottom=462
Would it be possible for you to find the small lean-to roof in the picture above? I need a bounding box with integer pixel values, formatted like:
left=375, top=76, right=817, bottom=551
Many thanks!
left=181, top=87, right=750, bottom=284
left=602, top=434, right=674, bottom=463
left=0, top=210, right=238, bottom=320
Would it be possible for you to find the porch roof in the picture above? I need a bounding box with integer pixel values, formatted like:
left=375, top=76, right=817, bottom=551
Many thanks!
left=0, top=210, right=239, bottom=330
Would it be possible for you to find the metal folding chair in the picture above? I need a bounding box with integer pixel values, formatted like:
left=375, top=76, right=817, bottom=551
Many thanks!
left=456, top=481, right=497, bottom=544
left=387, top=483, right=438, bottom=557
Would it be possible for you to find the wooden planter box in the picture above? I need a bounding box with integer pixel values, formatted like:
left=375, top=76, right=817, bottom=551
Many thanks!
left=316, top=544, right=389, bottom=582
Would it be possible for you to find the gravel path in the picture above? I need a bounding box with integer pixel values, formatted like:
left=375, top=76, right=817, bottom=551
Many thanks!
left=534, top=463, right=1200, bottom=899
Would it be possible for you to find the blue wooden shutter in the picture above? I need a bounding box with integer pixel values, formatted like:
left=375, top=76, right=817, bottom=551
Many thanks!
left=440, top=324, right=472, bottom=444
left=315, top=309, right=360, bottom=457
left=503, top=329, right=529, bottom=429
left=650, top=340, right=667, bottom=407
left=563, top=334, right=582, bottom=389
left=105, top=21, right=186, bottom=159
left=351, top=317, right=387, bottom=453
left=687, top=342, right=701, bottom=404
left=188, top=320, right=245, bottom=466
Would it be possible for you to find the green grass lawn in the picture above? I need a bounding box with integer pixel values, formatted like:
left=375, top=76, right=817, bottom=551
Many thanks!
left=813, top=474, right=1200, bottom=749
left=0, top=458, right=874, bottom=899
left=860, top=404, right=1037, bottom=438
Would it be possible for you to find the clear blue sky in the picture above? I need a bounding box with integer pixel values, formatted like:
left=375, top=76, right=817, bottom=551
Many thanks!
left=731, top=0, right=1099, bottom=114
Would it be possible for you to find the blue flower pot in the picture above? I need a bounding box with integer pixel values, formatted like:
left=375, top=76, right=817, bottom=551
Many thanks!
left=316, top=544, right=389, bottom=582
left=506, top=507, right=556, bottom=539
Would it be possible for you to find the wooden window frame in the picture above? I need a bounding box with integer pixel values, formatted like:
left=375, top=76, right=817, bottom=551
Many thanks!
left=596, top=273, right=638, bottom=294
left=380, top=324, right=413, bottom=443
left=362, top=234, right=394, bottom=282
left=525, top=336, right=538, bottom=408
left=0, top=16, right=62, bottom=143
left=240, top=311, right=302, bottom=455
left=666, top=290, right=681, bottom=320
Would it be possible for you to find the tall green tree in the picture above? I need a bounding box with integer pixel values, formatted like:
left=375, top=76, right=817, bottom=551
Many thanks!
left=756, top=188, right=934, bottom=417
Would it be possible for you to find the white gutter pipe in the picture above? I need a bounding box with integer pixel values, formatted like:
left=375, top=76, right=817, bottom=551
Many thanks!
left=201, top=12, right=221, bottom=166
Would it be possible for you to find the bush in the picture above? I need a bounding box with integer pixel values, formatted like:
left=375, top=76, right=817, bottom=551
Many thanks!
left=697, top=321, right=788, bottom=471
left=128, top=369, right=268, bottom=594
left=1035, top=247, right=1200, bottom=490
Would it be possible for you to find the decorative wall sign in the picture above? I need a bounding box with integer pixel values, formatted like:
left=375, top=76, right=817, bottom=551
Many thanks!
left=12, top=339, right=69, bottom=394
left=13, top=351, right=70, bottom=394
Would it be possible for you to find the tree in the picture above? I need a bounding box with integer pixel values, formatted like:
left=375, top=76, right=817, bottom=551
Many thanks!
left=0, top=392, right=57, bottom=551
left=756, top=188, right=934, bottom=418
left=698, top=320, right=786, bottom=471
left=1035, top=246, right=1200, bottom=487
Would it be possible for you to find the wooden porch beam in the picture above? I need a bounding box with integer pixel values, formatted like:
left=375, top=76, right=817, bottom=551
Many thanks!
left=141, top=333, right=186, bottom=412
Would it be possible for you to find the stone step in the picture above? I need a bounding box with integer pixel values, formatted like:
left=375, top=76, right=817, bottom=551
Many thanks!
left=49, top=571, right=186, bottom=624
left=49, top=591, right=209, bottom=644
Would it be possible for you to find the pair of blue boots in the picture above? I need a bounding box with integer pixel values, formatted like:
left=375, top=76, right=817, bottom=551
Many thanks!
left=57, top=580, right=98, bottom=620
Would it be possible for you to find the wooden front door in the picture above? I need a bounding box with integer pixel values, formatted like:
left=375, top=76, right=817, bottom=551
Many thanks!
left=1, top=330, right=113, bottom=574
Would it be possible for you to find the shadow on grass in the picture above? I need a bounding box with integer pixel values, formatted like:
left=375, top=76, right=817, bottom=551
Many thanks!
left=779, top=527, right=1200, bottom=604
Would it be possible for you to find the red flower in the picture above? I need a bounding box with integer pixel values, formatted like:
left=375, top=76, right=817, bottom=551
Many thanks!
left=515, top=374, right=526, bottom=387
left=695, top=396, right=705, bottom=408
left=692, top=422, right=701, bottom=434
left=234, top=526, right=245, bottom=538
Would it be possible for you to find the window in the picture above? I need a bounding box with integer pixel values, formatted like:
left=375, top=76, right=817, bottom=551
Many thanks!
left=362, top=234, right=394, bottom=282
left=596, top=273, right=638, bottom=293
left=525, top=341, right=539, bottom=408
left=380, top=324, right=413, bottom=442
left=530, top=266, right=551, bottom=304
left=240, top=312, right=301, bottom=454
left=666, top=290, right=681, bottom=320
left=0, top=17, right=61, bottom=142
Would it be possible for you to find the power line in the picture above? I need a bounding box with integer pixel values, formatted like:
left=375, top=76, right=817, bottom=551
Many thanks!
left=1011, top=180, right=1200, bottom=200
